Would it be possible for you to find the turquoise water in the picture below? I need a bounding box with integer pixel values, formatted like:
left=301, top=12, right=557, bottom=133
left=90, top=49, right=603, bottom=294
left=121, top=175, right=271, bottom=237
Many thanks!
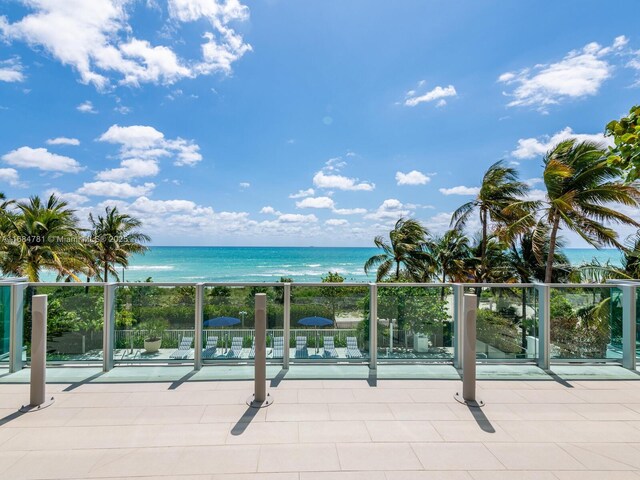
left=95, top=246, right=621, bottom=283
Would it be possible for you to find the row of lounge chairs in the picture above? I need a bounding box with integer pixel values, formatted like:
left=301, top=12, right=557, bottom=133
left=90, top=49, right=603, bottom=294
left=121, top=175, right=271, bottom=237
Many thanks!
left=168, top=335, right=363, bottom=360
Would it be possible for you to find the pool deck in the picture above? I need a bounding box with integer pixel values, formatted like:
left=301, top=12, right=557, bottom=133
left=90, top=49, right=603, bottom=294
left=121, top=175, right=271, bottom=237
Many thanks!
left=0, top=365, right=640, bottom=479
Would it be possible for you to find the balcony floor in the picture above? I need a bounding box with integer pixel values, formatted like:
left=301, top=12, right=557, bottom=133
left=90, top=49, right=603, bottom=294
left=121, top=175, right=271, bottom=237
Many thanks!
left=0, top=365, right=640, bottom=479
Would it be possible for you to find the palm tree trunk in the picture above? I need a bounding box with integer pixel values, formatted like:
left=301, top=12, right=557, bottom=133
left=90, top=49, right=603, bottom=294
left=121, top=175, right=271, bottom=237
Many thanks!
left=395, top=261, right=400, bottom=280
left=104, top=262, right=109, bottom=283
left=545, top=213, right=561, bottom=283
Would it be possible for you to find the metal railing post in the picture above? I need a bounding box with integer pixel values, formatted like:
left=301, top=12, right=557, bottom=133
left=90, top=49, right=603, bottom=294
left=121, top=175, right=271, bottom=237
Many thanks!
left=369, top=283, right=377, bottom=370
left=10, top=283, right=26, bottom=373
left=283, top=283, right=290, bottom=369
left=194, top=283, right=204, bottom=370
left=621, top=284, right=637, bottom=370
left=536, top=284, right=550, bottom=370
left=103, top=283, right=116, bottom=372
left=453, top=284, right=464, bottom=369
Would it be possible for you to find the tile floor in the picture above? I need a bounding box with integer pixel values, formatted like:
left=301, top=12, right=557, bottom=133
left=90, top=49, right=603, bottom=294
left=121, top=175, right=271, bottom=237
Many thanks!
left=0, top=365, right=639, bottom=479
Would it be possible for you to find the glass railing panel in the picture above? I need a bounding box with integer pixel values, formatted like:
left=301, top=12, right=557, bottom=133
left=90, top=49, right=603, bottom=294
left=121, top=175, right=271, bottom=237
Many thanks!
left=376, top=285, right=454, bottom=361
left=550, top=285, right=621, bottom=361
left=114, top=284, right=195, bottom=363
left=23, top=285, right=104, bottom=363
left=0, top=286, right=10, bottom=364
left=465, top=286, right=538, bottom=360
left=202, top=285, right=284, bottom=363
left=290, top=284, right=369, bottom=362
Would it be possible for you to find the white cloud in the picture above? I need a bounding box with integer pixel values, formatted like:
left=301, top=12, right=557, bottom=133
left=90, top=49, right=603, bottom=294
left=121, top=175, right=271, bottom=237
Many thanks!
left=44, top=189, right=89, bottom=208
left=396, top=170, right=430, bottom=186
left=313, top=171, right=374, bottom=191
left=511, top=127, right=613, bottom=159
left=0, top=168, right=20, bottom=185
left=499, top=37, right=627, bottom=111
left=405, top=84, right=457, bottom=107
left=323, top=157, right=347, bottom=172
left=46, top=137, right=80, bottom=146
left=77, top=101, right=97, bottom=114
left=289, top=188, right=315, bottom=199
left=364, top=198, right=411, bottom=220
left=526, top=189, right=547, bottom=202
left=439, top=186, right=480, bottom=196
left=2, top=146, right=83, bottom=173
left=0, top=57, right=24, bottom=82
left=239, top=182, right=250, bottom=189
left=277, top=213, right=318, bottom=224
left=296, top=196, right=335, bottom=209
left=96, top=124, right=202, bottom=180
left=260, top=206, right=279, bottom=215
left=333, top=207, right=367, bottom=215
left=325, top=219, right=348, bottom=226
left=0, top=0, right=251, bottom=90
left=77, top=181, right=155, bottom=198
left=96, top=158, right=160, bottom=181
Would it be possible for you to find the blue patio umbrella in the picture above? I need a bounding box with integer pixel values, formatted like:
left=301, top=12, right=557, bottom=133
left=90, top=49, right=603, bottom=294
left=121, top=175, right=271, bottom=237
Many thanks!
left=204, top=316, right=241, bottom=327
left=297, top=316, right=333, bottom=353
left=204, top=317, right=241, bottom=352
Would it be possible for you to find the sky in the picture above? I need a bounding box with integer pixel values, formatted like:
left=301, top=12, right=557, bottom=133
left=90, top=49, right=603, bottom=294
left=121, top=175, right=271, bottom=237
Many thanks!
left=1, top=0, right=640, bottom=247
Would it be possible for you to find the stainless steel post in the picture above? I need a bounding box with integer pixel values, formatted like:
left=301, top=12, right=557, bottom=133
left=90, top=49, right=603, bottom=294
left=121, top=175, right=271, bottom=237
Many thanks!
left=453, top=284, right=463, bottom=369
left=194, top=283, right=204, bottom=370
left=536, top=284, right=550, bottom=370
left=369, top=283, right=377, bottom=370
left=247, top=293, right=272, bottom=407
left=21, top=294, right=54, bottom=411
left=454, top=293, right=483, bottom=407
left=103, top=283, right=115, bottom=372
left=283, top=283, right=290, bottom=369
left=9, top=283, right=26, bottom=373
left=622, top=284, right=637, bottom=370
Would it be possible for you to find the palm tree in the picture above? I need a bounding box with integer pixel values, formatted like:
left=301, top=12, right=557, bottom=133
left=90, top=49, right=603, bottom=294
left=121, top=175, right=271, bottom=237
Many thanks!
left=428, top=229, right=471, bottom=283
left=0, top=194, right=83, bottom=281
left=577, top=231, right=640, bottom=281
left=364, top=218, right=429, bottom=281
left=88, top=206, right=150, bottom=282
left=535, top=139, right=640, bottom=283
left=509, top=228, right=572, bottom=284
left=451, top=160, right=534, bottom=269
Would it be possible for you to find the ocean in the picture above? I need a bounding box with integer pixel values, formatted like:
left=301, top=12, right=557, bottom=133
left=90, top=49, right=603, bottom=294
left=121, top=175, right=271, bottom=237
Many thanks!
left=92, top=246, right=623, bottom=283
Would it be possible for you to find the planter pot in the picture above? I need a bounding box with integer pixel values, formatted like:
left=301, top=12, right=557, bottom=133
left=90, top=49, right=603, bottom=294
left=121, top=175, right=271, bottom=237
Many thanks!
left=413, top=333, right=430, bottom=353
left=144, top=338, right=162, bottom=353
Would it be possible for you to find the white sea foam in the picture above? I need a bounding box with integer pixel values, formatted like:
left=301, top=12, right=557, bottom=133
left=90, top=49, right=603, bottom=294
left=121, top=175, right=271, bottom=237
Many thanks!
left=127, top=265, right=175, bottom=271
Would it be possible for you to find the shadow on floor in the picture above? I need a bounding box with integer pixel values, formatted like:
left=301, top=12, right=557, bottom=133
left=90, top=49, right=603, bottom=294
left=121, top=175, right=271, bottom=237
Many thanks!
left=0, top=410, right=25, bottom=427
left=269, top=368, right=288, bottom=387
left=467, top=403, right=495, bottom=433
left=544, top=369, right=574, bottom=388
left=168, top=370, right=199, bottom=390
left=63, top=372, right=105, bottom=392
left=230, top=406, right=262, bottom=436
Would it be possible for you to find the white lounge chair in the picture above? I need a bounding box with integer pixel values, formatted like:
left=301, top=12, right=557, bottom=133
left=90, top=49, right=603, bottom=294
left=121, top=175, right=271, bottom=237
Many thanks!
left=346, top=336, right=363, bottom=358
left=202, top=336, right=218, bottom=359
left=170, top=336, right=194, bottom=360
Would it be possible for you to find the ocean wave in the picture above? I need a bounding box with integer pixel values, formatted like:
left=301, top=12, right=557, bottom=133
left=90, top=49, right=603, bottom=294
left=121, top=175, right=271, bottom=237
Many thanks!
left=127, top=265, right=175, bottom=271
left=305, top=264, right=322, bottom=268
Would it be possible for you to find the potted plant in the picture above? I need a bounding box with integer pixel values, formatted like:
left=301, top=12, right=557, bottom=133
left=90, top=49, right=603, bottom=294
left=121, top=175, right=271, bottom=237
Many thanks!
left=139, top=319, right=167, bottom=353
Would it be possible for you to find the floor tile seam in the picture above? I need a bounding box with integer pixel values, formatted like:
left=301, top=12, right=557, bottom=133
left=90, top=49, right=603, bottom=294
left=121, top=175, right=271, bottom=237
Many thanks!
left=0, top=450, right=28, bottom=475
left=410, top=440, right=509, bottom=470
left=555, top=441, right=639, bottom=470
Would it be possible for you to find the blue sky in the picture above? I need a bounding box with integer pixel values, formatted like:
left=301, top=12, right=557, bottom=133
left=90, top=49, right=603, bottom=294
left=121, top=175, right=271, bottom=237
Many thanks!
left=1, top=0, right=639, bottom=246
